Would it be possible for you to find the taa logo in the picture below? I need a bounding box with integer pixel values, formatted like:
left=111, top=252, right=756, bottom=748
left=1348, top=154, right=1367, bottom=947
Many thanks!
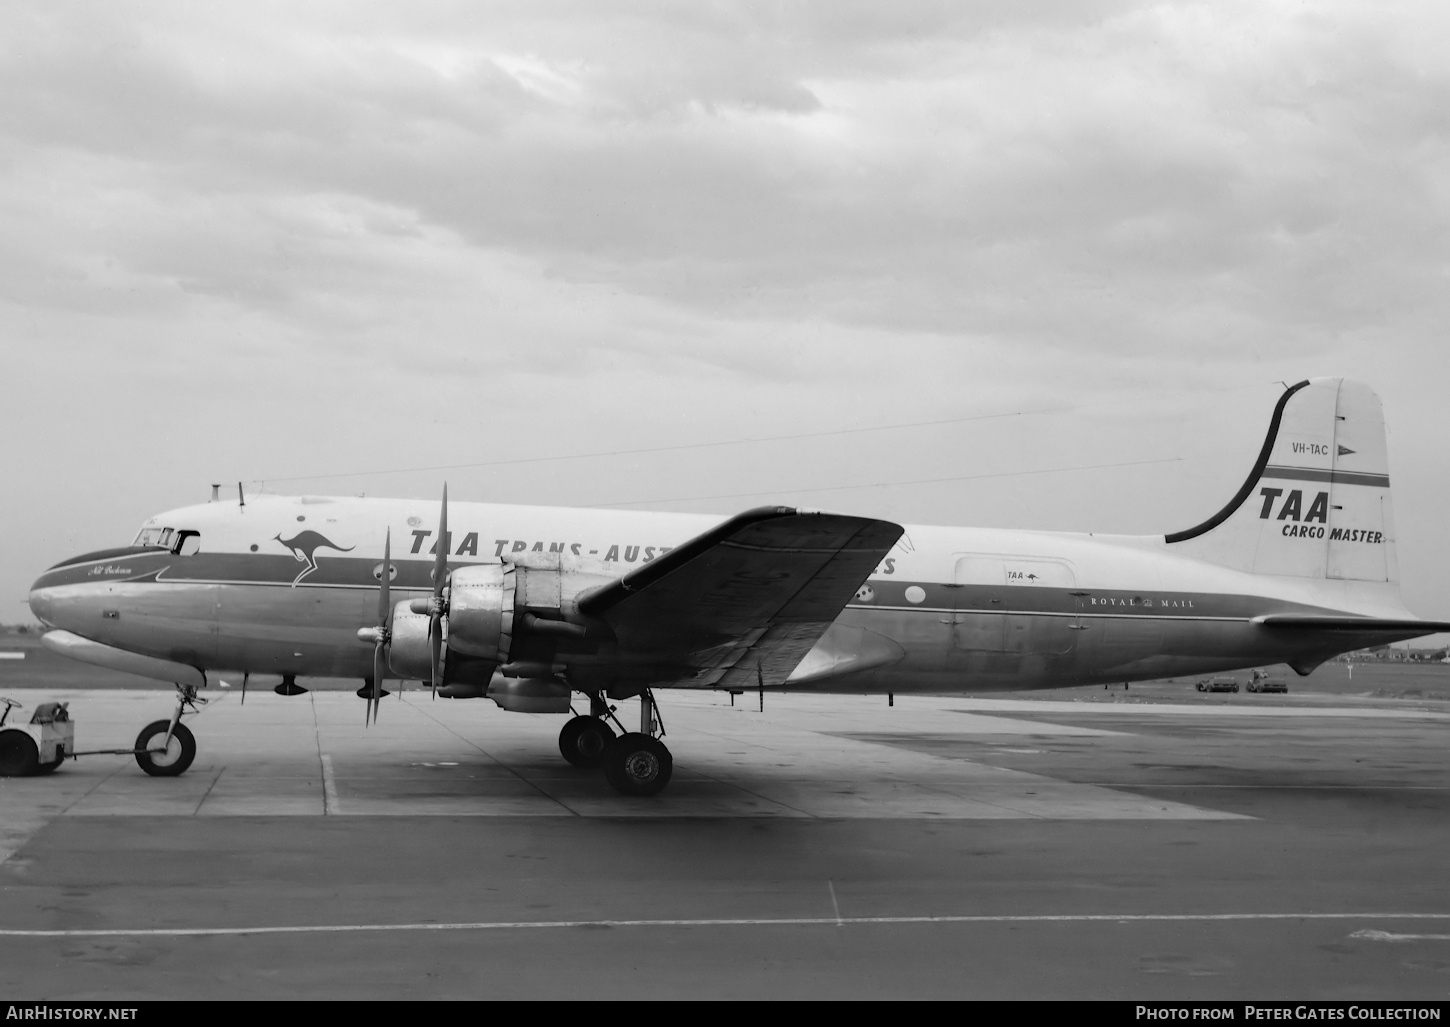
left=274, top=531, right=355, bottom=585
left=1259, top=487, right=1331, bottom=539
left=1257, top=487, right=1328, bottom=524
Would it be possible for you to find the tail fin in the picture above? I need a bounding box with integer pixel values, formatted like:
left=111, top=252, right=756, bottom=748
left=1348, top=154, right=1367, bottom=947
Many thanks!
left=1165, top=377, right=1397, bottom=582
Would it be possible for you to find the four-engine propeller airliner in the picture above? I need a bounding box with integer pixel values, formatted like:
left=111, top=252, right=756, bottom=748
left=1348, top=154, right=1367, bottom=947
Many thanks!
left=22, top=377, right=1450, bottom=794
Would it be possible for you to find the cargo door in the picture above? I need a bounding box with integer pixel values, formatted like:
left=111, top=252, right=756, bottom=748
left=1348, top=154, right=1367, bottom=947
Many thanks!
left=952, top=555, right=1077, bottom=654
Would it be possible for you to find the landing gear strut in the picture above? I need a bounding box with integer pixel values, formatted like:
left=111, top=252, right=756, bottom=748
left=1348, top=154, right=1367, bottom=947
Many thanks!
left=601, top=689, right=673, bottom=796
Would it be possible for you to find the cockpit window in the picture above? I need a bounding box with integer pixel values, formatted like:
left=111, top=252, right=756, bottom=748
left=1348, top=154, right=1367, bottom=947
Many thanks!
left=131, top=527, right=200, bottom=555
left=134, top=527, right=175, bottom=549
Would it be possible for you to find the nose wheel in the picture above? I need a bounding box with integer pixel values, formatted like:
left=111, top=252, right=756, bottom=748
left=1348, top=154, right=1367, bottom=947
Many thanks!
left=134, top=720, right=197, bottom=777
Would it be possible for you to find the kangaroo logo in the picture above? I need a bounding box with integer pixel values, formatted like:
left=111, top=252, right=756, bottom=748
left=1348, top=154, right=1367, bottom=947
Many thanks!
left=274, top=531, right=355, bottom=585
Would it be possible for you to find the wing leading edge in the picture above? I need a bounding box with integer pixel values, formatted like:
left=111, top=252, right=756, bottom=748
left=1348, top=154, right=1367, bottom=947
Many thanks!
left=577, top=506, right=904, bottom=688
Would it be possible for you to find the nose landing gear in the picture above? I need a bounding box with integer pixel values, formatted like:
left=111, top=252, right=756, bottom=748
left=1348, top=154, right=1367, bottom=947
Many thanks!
left=133, top=684, right=203, bottom=777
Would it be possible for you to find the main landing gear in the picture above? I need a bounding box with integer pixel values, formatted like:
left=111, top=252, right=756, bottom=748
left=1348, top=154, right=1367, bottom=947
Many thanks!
left=558, top=690, right=673, bottom=796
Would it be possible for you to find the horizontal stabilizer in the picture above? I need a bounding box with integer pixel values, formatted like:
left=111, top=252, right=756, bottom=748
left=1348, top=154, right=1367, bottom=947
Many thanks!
left=1253, top=615, right=1450, bottom=636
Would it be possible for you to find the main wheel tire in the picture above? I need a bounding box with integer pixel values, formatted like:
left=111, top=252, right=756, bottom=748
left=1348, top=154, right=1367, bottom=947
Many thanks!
left=602, top=733, right=672, bottom=796
left=559, top=716, right=615, bottom=768
left=134, top=721, right=196, bottom=777
left=0, top=729, right=39, bottom=777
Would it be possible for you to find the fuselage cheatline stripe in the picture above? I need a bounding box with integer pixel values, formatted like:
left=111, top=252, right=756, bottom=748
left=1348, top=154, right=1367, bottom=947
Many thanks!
left=4, top=912, right=1450, bottom=938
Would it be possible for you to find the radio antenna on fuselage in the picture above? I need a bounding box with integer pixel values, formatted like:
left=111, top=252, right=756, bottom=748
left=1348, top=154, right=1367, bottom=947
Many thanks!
left=237, top=481, right=245, bottom=508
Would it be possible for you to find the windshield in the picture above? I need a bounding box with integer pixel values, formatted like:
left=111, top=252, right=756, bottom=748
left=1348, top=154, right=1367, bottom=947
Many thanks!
left=133, top=527, right=175, bottom=548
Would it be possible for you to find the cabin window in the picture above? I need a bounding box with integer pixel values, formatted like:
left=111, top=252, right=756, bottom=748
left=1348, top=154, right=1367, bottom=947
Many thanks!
left=173, top=531, right=202, bottom=556
left=134, top=527, right=175, bottom=549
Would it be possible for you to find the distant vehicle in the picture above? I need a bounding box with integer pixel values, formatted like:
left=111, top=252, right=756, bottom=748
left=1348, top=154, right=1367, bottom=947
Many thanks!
left=1196, top=677, right=1239, bottom=693
left=1247, top=678, right=1288, bottom=693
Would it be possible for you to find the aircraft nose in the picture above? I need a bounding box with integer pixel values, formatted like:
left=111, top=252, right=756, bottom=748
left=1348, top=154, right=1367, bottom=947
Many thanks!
left=29, top=545, right=175, bottom=637
left=29, top=575, right=58, bottom=628
left=28, top=560, right=98, bottom=631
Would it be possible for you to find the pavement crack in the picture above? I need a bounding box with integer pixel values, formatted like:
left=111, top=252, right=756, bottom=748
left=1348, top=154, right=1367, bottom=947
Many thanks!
left=310, top=691, right=335, bottom=815
left=192, top=767, right=225, bottom=815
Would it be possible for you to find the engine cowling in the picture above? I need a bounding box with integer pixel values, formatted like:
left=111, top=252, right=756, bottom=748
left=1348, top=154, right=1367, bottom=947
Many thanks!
left=386, top=601, right=433, bottom=680
left=446, top=563, right=516, bottom=662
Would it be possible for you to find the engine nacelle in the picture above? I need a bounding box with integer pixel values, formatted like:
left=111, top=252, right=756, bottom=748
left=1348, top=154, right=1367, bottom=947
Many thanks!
left=386, top=601, right=434, bottom=680
left=386, top=556, right=613, bottom=684
left=446, top=563, right=516, bottom=662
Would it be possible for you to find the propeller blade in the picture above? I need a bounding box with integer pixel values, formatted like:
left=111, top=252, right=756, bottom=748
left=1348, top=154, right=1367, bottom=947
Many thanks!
left=432, top=484, right=448, bottom=600
left=429, top=617, right=441, bottom=700
left=371, top=644, right=386, bottom=725
left=377, top=528, right=391, bottom=627
left=429, top=484, right=448, bottom=699
left=365, top=528, right=394, bottom=727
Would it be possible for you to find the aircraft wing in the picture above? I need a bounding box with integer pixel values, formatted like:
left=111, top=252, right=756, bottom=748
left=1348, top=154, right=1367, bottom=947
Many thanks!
left=576, top=506, right=903, bottom=688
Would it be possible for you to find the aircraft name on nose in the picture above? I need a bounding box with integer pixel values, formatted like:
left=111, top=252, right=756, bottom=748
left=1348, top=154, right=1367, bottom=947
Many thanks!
left=87, top=564, right=133, bottom=576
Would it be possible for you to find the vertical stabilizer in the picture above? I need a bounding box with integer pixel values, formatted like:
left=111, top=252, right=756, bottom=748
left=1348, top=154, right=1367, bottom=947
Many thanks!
left=1165, top=378, right=1396, bottom=582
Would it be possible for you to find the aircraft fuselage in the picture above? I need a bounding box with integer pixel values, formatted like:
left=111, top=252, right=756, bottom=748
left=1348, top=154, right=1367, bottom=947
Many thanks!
left=28, top=493, right=1418, bottom=694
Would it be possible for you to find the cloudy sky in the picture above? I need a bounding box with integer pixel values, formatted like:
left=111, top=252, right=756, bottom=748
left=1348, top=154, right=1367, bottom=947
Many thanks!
left=4, top=1, right=1449, bottom=633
